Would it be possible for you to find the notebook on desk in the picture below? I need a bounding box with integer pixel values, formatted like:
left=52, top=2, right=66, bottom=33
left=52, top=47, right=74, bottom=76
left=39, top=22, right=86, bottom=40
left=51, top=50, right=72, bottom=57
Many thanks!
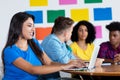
left=66, top=46, right=100, bottom=71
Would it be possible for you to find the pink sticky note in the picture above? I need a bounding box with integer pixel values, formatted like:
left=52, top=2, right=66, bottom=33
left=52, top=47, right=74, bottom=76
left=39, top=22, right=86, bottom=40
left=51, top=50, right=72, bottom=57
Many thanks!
left=95, top=26, right=102, bottom=38
left=59, top=0, right=77, bottom=5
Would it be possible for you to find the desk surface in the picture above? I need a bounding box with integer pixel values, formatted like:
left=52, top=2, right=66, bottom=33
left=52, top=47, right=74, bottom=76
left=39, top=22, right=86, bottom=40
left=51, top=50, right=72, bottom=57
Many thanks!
left=63, top=65, right=120, bottom=76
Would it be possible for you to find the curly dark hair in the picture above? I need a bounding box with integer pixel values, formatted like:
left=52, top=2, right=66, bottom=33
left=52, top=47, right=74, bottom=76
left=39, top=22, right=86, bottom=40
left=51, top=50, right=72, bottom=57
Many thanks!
left=106, top=21, right=120, bottom=31
left=71, top=20, right=96, bottom=44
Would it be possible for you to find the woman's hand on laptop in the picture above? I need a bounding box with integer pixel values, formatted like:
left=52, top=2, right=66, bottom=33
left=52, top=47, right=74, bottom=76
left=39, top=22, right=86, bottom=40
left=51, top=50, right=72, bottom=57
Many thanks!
left=61, top=59, right=86, bottom=70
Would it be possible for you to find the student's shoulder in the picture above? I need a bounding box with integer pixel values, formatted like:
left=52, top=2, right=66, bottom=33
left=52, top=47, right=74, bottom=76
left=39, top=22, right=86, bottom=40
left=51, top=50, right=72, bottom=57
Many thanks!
left=88, top=43, right=94, bottom=48
left=88, top=43, right=94, bottom=46
left=42, top=34, right=54, bottom=42
left=4, top=45, right=16, bottom=50
left=42, top=34, right=61, bottom=45
left=4, top=45, right=17, bottom=54
left=70, top=42, right=77, bottom=46
left=100, top=41, right=110, bottom=47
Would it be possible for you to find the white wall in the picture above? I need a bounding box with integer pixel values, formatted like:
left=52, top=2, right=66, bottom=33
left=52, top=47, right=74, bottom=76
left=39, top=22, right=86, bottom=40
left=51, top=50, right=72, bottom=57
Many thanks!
left=0, top=0, right=29, bottom=78
left=0, top=0, right=120, bottom=78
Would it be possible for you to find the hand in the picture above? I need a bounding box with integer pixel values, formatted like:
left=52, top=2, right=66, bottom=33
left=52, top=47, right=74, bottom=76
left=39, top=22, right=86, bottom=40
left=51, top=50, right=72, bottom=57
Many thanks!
left=114, top=54, right=120, bottom=63
left=62, top=59, right=86, bottom=70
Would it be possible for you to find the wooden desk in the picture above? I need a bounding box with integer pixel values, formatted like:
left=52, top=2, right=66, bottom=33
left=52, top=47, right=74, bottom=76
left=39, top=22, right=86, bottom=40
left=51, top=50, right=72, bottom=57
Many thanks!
left=63, top=65, right=120, bottom=76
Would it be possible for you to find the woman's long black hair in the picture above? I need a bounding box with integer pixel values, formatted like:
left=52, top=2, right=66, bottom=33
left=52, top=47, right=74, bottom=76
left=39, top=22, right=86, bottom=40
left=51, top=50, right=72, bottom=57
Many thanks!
left=2, top=12, right=44, bottom=72
left=71, top=20, right=96, bottom=44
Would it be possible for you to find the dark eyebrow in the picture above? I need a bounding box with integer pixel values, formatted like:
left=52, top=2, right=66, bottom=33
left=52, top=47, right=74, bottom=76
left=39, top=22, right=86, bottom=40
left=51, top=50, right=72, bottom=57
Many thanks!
left=27, top=23, right=34, bottom=26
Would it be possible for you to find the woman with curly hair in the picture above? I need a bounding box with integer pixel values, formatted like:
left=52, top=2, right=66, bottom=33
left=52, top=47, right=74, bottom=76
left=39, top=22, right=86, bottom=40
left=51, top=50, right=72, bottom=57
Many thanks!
left=70, top=20, right=96, bottom=61
left=70, top=20, right=96, bottom=79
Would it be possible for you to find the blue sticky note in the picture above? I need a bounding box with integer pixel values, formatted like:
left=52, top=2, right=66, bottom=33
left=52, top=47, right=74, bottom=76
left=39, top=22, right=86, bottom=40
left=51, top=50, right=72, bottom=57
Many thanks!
left=26, top=11, right=43, bottom=23
left=94, top=7, right=112, bottom=21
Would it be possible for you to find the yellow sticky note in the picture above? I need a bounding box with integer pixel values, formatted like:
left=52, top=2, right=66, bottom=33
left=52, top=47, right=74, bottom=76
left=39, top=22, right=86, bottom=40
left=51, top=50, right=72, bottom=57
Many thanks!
left=71, top=8, right=89, bottom=22
left=30, top=0, right=48, bottom=6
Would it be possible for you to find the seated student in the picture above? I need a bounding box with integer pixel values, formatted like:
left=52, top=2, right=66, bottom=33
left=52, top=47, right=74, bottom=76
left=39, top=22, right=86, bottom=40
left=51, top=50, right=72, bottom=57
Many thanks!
left=70, top=20, right=96, bottom=61
left=97, top=21, right=120, bottom=64
left=70, top=20, right=96, bottom=79
left=1, top=12, right=85, bottom=80
left=41, top=16, right=85, bottom=80
left=97, top=21, right=120, bottom=80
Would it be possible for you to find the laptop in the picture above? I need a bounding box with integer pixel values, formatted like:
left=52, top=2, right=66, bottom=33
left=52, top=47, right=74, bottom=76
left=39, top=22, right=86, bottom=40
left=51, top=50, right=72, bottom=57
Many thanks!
left=88, top=46, right=100, bottom=69
left=66, top=46, right=100, bottom=71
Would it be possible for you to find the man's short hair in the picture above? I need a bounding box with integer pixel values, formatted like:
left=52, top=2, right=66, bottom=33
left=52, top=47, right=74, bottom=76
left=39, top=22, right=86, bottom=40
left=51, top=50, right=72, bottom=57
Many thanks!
left=52, top=16, right=74, bottom=34
left=106, top=21, right=120, bottom=31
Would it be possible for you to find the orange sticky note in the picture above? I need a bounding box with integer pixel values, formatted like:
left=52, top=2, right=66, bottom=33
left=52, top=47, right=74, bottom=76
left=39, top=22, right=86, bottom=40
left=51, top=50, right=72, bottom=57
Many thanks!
left=35, top=27, right=52, bottom=40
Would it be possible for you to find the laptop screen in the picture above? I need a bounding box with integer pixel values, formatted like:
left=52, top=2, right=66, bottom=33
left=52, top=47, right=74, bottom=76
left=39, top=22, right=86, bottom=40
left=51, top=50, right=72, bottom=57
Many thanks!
left=88, top=46, right=100, bottom=70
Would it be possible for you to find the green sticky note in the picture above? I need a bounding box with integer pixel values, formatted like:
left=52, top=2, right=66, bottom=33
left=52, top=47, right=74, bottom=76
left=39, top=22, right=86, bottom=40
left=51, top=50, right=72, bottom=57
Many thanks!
left=85, top=0, right=102, bottom=3
left=47, top=10, right=65, bottom=23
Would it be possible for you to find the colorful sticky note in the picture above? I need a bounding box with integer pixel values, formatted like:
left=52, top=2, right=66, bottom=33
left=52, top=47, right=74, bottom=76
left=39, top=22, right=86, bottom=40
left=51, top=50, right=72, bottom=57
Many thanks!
left=35, top=27, right=52, bottom=40
left=84, top=0, right=102, bottom=3
left=59, top=0, right=77, bottom=5
left=26, top=11, right=43, bottom=23
left=95, top=26, right=102, bottom=38
left=30, top=0, right=48, bottom=6
left=94, top=7, right=112, bottom=21
left=47, top=10, right=65, bottom=23
left=71, top=9, right=89, bottom=22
